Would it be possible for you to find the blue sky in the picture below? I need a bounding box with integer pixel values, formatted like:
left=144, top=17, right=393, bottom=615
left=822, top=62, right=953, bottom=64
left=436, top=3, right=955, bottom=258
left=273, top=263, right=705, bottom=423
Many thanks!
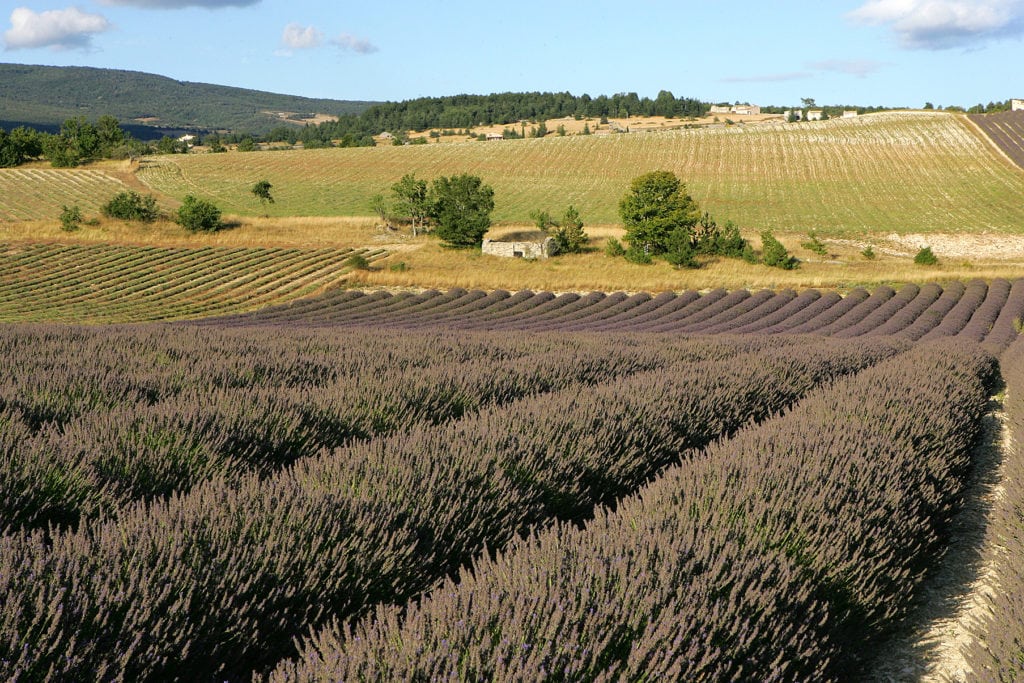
left=2, top=0, right=1023, bottom=108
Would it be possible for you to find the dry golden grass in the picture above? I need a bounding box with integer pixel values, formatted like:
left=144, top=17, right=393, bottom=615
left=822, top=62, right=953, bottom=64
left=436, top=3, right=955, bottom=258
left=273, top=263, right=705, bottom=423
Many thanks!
left=0, top=215, right=385, bottom=250
left=347, top=228, right=1024, bottom=294
left=6, top=215, right=1021, bottom=294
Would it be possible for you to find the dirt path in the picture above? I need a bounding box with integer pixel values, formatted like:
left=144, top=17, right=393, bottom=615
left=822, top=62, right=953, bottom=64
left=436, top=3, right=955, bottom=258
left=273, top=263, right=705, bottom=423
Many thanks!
left=867, top=397, right=1008, bottom=682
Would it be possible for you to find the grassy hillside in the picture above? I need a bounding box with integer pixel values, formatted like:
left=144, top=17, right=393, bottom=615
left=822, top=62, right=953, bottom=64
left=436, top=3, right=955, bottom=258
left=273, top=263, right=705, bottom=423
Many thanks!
left=0, top=63, right=375, bottom=136
left=135, top=112, right=1024, bottom=235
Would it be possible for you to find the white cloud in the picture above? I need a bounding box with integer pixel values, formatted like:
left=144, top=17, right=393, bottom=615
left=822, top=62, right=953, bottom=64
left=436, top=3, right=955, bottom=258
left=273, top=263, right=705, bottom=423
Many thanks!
left=807, top=59, right=888, bottom=77
left=282, top=23, right=322, bottom=50
left=332, top=32, right=378, bottom=54
left=848, top=0, right=1024, bottom=48
left=3, top=6, right=111, bottom=51
left=99, top=0, right=259, bottom=8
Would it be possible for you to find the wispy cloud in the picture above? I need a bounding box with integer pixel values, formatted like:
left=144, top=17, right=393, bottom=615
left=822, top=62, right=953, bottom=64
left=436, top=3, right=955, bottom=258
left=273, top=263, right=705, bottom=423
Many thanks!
left=721, top=72, right=813, bottom=83
left=3, top=6, right=111, bottom=51
left=332, top=32, right=378, bottom=54
left=281, top=22, right=322, bottom=51
left=99, top=0, right=259, bottom=8
left=807, top=59, right=888, bottom=77
left=848, top=0, right=1024, bottom=49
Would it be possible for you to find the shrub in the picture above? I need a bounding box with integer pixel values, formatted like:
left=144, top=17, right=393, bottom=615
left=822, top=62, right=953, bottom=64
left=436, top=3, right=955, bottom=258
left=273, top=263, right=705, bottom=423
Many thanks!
left=345, top=253, right=371, bottom=270
left=552, top=206, right=588, bottom=254
left=861, top=245, right=876, bottom=260
left=604, top=237, right=626, bottom=257
left=624, top=245, right=652, bottom=264
left=389, top=261, right=408, bottom=272
left=801, top=231, right=828, bottom=256
left=59, top=204, right=82, bottom=232
left=175, top=195, right=222, bottom=233
left=761, top=231, right=799, bottom=270
left=101, top=191, right=159, bottom=223
left=914, top=246, right=938, bottom=265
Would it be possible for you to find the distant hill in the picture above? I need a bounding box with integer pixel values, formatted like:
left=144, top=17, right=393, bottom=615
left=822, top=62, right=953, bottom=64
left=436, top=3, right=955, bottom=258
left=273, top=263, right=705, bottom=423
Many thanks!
left=0, top=63, right=377, bottom=138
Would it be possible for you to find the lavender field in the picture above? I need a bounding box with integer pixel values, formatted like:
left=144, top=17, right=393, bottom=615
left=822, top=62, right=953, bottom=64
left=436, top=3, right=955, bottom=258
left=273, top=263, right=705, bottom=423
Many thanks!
left=2, top=280, right=1024, bottom=681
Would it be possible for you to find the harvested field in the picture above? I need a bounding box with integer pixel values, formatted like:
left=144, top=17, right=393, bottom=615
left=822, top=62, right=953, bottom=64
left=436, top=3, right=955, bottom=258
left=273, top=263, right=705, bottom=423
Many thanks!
left=130, top=112, right=1024, bottom=235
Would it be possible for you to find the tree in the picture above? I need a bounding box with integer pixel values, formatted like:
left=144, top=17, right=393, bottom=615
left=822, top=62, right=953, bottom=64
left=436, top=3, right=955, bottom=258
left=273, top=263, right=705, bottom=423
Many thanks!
left=250, top=180, right=274, bottom=216
left=618, top=170, right=700, bottom=255
left=914, top=246, right=938, bottom=265
left=552, top=205, right=588, bottom=253
left=801, top=97, right=817, bottom=109
left=391, top=173, right=431, bottom=235
left=60, top=205, right=83, bottom=232
left=175, top=195, right=222, bottom=232
left=102, top=191, right=159, bottom=222
left=429, top=174, right=495, bottom=248
left=370, top=193, right=391, bottom=226
left=761, top=231, right=799, bottom=269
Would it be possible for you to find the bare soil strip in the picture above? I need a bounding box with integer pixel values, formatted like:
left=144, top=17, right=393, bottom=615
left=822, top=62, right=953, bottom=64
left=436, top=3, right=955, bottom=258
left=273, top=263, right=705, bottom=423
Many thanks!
left=867, top=395, right=1008, bottom=682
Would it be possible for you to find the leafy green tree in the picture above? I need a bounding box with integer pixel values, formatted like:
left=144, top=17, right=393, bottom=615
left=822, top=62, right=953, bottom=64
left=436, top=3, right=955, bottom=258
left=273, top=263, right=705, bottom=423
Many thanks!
left=250, top=180, right=274, bottom=216
left=101, top=191, right=159, bottom=222
left=552, top=205, right=588, bottom=253
left=618, top=170, right=700, bottom=255
left=236, top=136, right=257, bottom=152
left=761, top=231, right=799, bottom=269
left=95, top=115, right=125, bottom=156
left=529, top=209, right=558, bottom=232
left=0, top=126, right=43, bottom=167
left=391, top=173, right=431, bottom=235
left=664, top=225, right=698, bottom=268
left=175, top=195, right=222, bottom=232
left=43, top=117, right=101, bottom=167
left=429, top=174, right=495, bottom=248
left=60, top=205, right=83, bottom=232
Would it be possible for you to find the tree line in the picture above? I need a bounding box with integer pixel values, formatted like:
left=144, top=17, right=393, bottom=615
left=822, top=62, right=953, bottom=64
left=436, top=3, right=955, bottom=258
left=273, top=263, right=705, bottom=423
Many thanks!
left=265, top=91, right=710, bottom=143
left=0, top=116, right=189, bottom=168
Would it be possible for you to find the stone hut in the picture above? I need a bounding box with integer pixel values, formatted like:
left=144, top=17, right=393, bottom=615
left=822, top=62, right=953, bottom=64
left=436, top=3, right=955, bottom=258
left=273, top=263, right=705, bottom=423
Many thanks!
left=482, top=232, right=559, bottom=259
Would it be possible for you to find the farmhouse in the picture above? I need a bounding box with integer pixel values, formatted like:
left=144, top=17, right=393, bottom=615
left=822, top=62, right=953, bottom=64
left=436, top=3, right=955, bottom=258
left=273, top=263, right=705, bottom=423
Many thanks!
left=486, top=132, right=504, bottom=141
left=1013, top=99, right=1024, bottom=111
left=806, top=110, right=824, bottom=121
left=710, top=104, right=761, bottom=115
left=842, top=110, right=858, bottom=118
left=482, top=233, right=558, bottom=259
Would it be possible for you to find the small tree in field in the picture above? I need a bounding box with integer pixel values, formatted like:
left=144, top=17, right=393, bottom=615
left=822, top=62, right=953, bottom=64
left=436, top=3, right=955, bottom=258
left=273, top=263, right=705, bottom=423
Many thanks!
left=430, top=174, right=495, bottom=248
left=552, top=205, right=588, bottom=253
left=618, top=170, right=700, bottom=255
left=250, top=180, right=274, bottom=216
left=761, top=231, right=799, bottom=269
left=914, top=246, right=938, bottom=265
left=102, top=191, right=159, bottom=222
left=176, top=195, right=222, bottom=232
left=60, top=205, right=83, bottom=232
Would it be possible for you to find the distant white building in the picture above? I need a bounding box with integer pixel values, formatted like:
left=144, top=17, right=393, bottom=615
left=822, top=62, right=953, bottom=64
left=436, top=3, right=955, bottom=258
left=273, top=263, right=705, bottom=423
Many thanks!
left=806, top=110, right=824, bottom=121
left=784, top=110, right=802, bottom=121
left=842, top=110, right=858, bottom=118
left=1012, top=99, right=1024, bottom=111
left=710, top=104, right=761, bottom=116
left=485, top=132, right=504, bottom=141
left=177, top=134, right=196, bottom=144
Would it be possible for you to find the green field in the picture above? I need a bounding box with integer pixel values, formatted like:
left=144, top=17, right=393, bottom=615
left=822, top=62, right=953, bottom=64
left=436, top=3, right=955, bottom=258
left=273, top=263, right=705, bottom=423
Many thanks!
left=133, top=111, right=1024, bottom=234
left=0, top=242, right=382, bottom=323
left=0, top=167, right=134, bottom=221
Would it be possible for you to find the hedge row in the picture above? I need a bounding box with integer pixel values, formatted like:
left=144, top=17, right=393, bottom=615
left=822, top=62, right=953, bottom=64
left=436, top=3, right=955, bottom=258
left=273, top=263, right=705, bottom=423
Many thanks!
left=273, top=342, right=996, bottom=682
left=0, top=338, right=903, bottom=682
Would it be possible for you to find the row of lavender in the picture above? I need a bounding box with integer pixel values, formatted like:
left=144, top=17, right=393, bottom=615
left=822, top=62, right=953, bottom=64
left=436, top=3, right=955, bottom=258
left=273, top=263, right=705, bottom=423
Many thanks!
left=0, top=333, right=902, bottom=681
left=0, top=326, right=737, bottom=534
left=199, top=279, right=1024, bottom=351
left=268, top=341, right=997, bottom=682
left=966, top=336, right=1024, bottom=677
